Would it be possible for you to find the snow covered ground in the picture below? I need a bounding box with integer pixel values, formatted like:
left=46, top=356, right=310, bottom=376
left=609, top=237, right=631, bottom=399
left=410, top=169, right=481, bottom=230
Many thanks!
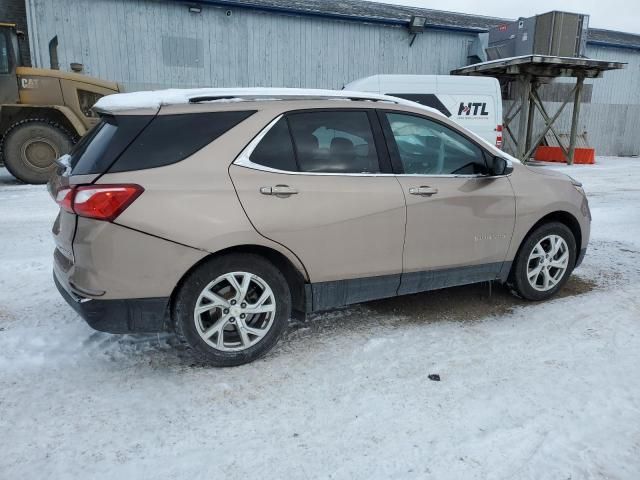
left=1, top=157, right=639, bottom=479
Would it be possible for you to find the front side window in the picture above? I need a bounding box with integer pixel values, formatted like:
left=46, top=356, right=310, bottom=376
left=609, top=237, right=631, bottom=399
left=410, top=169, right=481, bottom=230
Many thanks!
left=385, top=113, right=488, bottom=175
left=287, top=111, right=380, bottom=173
left=0, top=33, right=9, bottom=74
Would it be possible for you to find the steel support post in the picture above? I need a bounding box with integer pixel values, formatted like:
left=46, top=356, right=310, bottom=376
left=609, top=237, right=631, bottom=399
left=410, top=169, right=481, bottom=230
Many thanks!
left=516, top=76, right=532, bottom=161
left=567, top=75, right=585, bottom=165
left=525, top=81, right=537, bottom=154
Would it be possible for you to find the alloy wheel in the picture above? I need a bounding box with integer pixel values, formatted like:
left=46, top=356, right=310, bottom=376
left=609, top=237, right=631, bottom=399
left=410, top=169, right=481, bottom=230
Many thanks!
left=194, top=272, right=276, bottom=352
left=526, top=234, right=570, bottom=292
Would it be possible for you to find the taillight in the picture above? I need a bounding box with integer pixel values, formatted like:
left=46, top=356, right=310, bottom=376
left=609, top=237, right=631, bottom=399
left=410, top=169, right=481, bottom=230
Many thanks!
left=73, top=185, right=144, bottom=221
left=55, top=188, right=75, bottom=214
left=495, top=124, right=503, bottom=149
left=53, top=184, right=143, bottom=222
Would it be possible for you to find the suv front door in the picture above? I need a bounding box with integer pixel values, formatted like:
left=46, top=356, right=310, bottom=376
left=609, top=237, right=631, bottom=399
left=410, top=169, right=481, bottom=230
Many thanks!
left=380, top=110, right=516, bottom=295
left=230, top=109, right=407, bottom=309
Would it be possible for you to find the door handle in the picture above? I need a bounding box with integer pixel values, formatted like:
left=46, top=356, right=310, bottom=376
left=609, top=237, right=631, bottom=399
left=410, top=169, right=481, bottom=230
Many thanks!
left=260, top=185, right=299, bottom=197
left=408, top=186, right=438, bottom=196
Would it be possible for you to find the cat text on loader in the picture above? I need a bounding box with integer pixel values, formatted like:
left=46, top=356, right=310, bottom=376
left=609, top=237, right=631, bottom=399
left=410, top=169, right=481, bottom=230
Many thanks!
left=0, top=23, right=120, bottom=183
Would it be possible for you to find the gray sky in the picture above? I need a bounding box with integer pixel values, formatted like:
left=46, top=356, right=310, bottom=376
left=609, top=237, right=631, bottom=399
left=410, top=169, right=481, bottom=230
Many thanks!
left=378, top=0, right=638, bottom=34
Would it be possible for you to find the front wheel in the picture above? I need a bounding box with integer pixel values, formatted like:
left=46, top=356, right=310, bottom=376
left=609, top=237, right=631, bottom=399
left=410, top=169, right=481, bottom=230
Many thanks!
left=173, top=254, right=291, bottom=367
left=509, top=222, right=577, bottom=301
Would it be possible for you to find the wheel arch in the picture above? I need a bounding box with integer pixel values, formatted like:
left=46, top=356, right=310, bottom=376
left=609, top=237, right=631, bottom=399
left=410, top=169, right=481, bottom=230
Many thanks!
left=170, top=244, right=309, bottom=320
left=514, top=210, right=582, bottom=268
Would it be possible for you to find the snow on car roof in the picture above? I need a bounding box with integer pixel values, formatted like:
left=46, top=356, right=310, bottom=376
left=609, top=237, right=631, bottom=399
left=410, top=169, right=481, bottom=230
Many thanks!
left=93, top=87, right=446, bottom=117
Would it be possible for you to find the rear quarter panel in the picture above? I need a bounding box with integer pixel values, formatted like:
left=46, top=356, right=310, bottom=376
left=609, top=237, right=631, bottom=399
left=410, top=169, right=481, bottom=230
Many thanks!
left=100, top=105, right=309, bottom=280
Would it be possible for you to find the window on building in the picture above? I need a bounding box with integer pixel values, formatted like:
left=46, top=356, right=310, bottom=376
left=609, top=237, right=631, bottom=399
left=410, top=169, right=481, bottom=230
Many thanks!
left=287, top=111, right=380, bottom=174
left=385, top=112, right=488, bottom=175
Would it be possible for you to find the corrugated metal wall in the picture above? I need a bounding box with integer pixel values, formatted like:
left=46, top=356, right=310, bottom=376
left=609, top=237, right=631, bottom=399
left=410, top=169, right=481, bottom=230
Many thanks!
left=25, top=0, right=475, bottom=91
left=26, top=0, right=640, bottom=155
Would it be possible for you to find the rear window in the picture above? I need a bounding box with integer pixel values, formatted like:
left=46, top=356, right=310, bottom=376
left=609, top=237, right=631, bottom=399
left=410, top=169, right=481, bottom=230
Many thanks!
left=70, top=110, right=255, bottom=175
left=109, top=111, right=256, bottom=173
left=70, top=115, right=152, bottom=175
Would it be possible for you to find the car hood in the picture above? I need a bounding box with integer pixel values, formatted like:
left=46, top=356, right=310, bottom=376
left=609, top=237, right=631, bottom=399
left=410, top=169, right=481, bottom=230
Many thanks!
left=525, top=164, right=572, bottom=181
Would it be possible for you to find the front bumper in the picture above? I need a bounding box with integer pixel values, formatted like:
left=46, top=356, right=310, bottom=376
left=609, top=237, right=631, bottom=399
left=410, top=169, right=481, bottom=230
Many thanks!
left=54, top=271, right=169, bottom=333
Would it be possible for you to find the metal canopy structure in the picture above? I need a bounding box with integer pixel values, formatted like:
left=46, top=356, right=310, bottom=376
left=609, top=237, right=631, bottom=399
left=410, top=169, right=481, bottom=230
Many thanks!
left=452, top=55, right=626, bottom=164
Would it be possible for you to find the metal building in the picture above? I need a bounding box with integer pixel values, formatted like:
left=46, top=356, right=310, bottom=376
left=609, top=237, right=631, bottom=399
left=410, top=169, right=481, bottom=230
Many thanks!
left=23, top=0, right=640, bottom=156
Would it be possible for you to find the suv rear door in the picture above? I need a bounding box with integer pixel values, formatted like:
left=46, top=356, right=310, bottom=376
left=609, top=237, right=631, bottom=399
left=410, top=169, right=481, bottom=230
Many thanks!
left=379, top=110, right=515, bottom=295
left=229, top=109, right=406, bottom=309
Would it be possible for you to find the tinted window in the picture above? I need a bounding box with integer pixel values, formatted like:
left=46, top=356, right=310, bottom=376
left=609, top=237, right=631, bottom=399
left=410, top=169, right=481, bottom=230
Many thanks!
left=287, top=111, right=380, bottom=173
left=385, top=113, right=488, bottom=175
left=386, top=93, right=452, bottom=117
left=110, top=110, right=255, bottom=173
left=0, top=33, right=9, bottom=74
left=250, top=118, right=297, bottom=171
left=70, top=115, right=152, bottom=175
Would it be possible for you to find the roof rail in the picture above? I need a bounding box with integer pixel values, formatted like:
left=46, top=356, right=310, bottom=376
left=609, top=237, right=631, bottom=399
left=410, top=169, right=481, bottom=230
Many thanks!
left=188, top=94, right=400, bottom=104
left=94, top=88, right=413, bottom=113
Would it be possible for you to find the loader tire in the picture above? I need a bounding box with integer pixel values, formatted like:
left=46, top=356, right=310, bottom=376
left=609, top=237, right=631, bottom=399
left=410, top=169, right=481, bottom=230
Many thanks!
left=1, top=119, right=74, bottom=184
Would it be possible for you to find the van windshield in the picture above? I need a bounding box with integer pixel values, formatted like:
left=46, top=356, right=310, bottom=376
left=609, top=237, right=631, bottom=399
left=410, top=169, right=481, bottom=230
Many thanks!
left=386, top=93, right=452, bottom=117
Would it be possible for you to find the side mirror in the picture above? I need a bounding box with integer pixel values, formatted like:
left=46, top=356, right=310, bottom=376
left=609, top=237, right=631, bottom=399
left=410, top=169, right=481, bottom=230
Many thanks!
left=491, top=156, right=513, bottom=176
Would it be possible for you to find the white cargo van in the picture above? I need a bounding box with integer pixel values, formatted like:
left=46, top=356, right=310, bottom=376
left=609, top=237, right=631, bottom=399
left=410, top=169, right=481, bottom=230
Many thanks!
left=344, top=75, right=503, bottom=148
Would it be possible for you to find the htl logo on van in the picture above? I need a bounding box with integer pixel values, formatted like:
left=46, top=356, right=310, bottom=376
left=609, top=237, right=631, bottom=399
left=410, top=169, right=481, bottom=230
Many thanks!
left=458, top=102, right=489, bottom=117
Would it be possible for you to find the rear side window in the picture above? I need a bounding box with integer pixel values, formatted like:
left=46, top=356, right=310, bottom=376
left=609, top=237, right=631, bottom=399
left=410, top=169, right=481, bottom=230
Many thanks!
left=287, top=111, right=380, bottom=173
left=109, top=111, right=255, bottom=173
left=250, top=118, right=297, bottom=171
left=70, top=115, right=152, bottom=175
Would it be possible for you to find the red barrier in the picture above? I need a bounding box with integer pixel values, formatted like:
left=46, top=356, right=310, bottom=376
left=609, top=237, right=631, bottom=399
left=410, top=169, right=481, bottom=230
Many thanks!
left=534, top=146, right=595, bottom=164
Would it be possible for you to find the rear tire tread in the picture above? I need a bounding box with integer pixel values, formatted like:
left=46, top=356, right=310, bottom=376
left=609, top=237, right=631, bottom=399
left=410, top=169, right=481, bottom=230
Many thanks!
left=172, top=253, right=291, bottom=367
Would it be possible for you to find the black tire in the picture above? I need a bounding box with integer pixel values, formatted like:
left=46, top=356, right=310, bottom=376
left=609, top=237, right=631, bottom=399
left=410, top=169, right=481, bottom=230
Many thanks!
left=173, top=254, right=291, bottom=367
left=509, top=222, right=577, bottom=301
left=1, top=119, right=74, bottom=184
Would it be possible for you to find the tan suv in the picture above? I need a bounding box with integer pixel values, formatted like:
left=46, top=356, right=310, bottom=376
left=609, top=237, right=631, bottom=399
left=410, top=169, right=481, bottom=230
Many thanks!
left=50, top=89, right=591, bottom=366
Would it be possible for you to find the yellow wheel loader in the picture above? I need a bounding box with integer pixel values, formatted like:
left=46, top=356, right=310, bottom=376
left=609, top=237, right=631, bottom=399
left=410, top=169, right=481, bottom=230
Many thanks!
left=0, top=23, right=119, bottom=183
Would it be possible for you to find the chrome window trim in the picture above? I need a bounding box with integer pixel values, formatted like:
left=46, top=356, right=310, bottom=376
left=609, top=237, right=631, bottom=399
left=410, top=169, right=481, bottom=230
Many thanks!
left=233, top=114, right=395, bottom=177
left=233, top=114, right=509, bottom=179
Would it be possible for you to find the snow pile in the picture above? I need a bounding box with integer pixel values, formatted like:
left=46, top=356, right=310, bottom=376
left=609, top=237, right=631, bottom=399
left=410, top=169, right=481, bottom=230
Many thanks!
left=1, top=157, right=639, bottom=479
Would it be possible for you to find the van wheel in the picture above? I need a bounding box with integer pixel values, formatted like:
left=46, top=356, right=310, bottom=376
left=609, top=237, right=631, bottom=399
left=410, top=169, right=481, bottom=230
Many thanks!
left=509, top=222, right=577, bottom=301
left=1, top=119, right=74, bottom=184
left=173, top=254, right=291, bottom=367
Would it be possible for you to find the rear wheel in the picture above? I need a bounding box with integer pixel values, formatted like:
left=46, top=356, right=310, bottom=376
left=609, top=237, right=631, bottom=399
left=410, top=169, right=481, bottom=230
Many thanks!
left=173, top=254, right=291, bottom=367
left=2, top=120, right=74, bottom=184
left=509, top=222, right=577, bottom=301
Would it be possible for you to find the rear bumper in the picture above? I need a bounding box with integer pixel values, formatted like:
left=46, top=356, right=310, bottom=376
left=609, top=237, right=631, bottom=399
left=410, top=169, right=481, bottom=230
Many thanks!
left=54, top=270, right=169, bottom=333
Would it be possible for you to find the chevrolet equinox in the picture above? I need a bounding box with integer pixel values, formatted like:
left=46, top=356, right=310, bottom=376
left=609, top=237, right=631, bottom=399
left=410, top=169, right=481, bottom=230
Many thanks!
left=50, top=88, right=591, bottom=366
